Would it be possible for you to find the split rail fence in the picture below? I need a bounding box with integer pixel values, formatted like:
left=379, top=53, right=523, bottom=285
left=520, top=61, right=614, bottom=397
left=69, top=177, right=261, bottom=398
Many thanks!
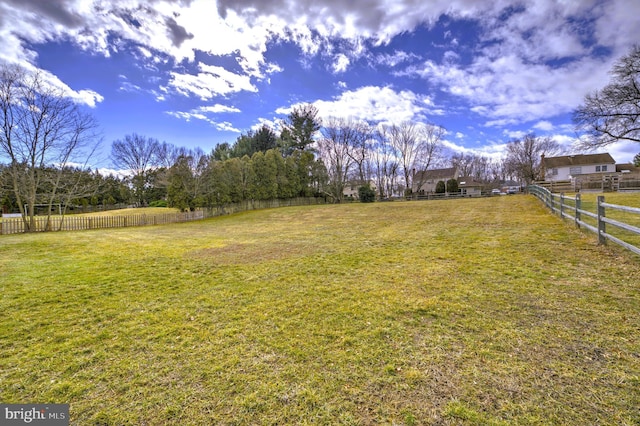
left=528, top=184, right=640, bottom=257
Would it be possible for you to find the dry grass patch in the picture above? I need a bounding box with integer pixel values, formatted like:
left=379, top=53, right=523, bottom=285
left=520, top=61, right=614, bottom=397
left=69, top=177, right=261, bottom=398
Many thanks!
left=0, top=195, right=639, bottom=425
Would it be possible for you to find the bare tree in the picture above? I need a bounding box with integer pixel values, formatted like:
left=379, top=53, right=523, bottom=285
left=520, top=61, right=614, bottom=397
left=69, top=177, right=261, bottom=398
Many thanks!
left=110, top=133, right=161, bottom=206
left=450, top=153, right=493, bottom=182
left=317, top=117, right=357, bottom=202
left=504, top=134, right=561, bottom=184
left=0, top=65, right=99, bottom=231
left=387, top=121, right=444, bottom=195
left=574, top=45, right=640, bottom=148
left=450, top=153, right=476, bottom=177
left=343, top=119, right=372, bottom=184
left=371, top=125, right=400, bottom=198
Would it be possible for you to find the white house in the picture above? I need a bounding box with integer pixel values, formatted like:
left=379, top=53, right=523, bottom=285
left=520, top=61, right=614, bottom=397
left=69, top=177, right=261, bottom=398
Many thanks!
left=541, top=153, right=616, bottom=182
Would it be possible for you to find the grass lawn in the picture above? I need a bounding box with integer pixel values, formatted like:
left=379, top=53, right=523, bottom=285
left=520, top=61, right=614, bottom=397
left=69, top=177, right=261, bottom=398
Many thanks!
left=561, top=192, right=640, bottom=249
left=1, top=195, right=639, bottom=425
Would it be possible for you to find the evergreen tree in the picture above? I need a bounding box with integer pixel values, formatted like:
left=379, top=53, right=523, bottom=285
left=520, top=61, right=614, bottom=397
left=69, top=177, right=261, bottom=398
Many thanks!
left=446, top=179, right=459, bottom=193
left=280, top=104, right=322, bottom=155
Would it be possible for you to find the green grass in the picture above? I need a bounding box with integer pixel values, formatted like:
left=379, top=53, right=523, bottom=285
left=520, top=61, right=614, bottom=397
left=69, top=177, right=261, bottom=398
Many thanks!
left=1, top=195, right=639, bottom=425
left=564, top=192, right=640, bottom=248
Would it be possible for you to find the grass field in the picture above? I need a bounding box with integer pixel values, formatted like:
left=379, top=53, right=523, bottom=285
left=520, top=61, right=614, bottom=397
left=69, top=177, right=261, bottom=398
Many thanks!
left=1, top=195, right=639, bottom=425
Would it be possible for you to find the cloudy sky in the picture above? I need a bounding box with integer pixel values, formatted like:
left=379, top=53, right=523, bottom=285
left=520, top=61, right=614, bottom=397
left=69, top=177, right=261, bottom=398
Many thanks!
left=1, top=0, right=639, bottom=169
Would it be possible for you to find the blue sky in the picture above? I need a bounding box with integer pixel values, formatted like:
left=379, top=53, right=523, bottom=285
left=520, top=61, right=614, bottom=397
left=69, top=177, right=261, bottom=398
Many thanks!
left=1, top=0, right=639, bottom=173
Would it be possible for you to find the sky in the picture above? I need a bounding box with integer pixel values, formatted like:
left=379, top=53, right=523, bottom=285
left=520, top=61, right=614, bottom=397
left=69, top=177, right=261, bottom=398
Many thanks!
left=1, top=0, right=639, bottom=173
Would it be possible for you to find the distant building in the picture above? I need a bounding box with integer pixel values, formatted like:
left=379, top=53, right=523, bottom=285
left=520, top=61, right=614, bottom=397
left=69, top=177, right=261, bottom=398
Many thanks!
left=413, top=167, right=459, bottom=194
left=343, top=180, right=377, bottom=199
left=541, top=153, right=616, bottom=182
left=617, top=163, right=640, bottom=177
left=457, top=177, right=484, bottom=197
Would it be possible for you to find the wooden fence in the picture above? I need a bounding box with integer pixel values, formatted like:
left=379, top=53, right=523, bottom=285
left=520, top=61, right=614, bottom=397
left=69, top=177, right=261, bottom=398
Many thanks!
left=0, top=211, right=204, bottom=235
left=528, top=185, right=640, bottom=257
left=0, top=197, right=326, bottom=235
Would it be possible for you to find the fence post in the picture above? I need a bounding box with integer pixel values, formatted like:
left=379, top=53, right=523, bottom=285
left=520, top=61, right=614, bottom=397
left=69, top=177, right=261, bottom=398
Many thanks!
left=575, top=193, right=581, bottom=228
left=560, top=193, right=564, bottom=218
left=597, top=195, right=606, bottom=245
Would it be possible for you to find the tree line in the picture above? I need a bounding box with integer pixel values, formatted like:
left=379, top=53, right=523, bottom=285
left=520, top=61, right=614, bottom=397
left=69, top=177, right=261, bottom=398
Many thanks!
left=2, top=45, right=640, bottom=230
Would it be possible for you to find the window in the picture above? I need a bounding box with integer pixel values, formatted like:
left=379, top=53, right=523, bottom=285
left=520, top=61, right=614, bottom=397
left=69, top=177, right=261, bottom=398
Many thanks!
left=550, top=168, right=558, bottom=176
left=602, top=165, right=608, bottom=172
left=596, top=165, right=608, bottom=172
left=596, top=166, right=601, bottom=172
left=569, top=166, right=582, bottom=175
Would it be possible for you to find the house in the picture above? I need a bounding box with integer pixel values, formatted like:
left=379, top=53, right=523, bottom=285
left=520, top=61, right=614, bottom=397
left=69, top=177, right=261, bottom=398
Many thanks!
left=457, top=177, right=484, bottom=197
left=343, top=180, right=377, bottom=199
left=541, top=153, right=616, bottom=182
left=616, top=163, right=640, bottom=176
left=413, top=167, right=459, bottom=194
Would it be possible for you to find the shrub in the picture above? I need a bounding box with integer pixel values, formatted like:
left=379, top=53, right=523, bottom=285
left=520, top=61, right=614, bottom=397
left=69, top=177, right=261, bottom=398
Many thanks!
left=358, top=185, right=376, bottom=203
left=435, top=181, right=446, bottom=193
left=149, top=200, right=168, bottom=208
left=446, top=179, right=459, bottom=193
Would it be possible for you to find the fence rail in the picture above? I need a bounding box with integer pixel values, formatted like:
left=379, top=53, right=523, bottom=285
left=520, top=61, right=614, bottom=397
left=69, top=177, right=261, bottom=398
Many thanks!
left=528, top=185, right=640, bottom=257
left=0, top=197, right=326, bottom=235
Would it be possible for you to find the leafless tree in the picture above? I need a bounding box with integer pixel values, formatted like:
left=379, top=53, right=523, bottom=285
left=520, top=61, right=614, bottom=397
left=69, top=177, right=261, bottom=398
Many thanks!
left=574, top=45, right=640, bottom=148
left=156, top=141, right=181, bottom=169
left=504, top=134, right=561, bottom=184
left=0, top=65, right=99, bottom=231
left=343, top=119, right=372, bottom=184
left=387, top=121, right=445, bottom=195
left=450, top=153, right=494, bottom=182
left=110, top=133, right=161, bottom=205
left=317, top=117, right=358, bottom=202
left=371, top=125, right=400, bottom=198
left=450, top=153, right=476, bottom=177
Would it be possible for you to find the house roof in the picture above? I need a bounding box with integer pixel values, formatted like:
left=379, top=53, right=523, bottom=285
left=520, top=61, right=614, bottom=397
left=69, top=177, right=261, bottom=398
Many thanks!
left=457, top=177, right=483, bottom=187
left=542, top=153, right=615, bottom=168
left=617, top=163, right=640, bottom=174
left=414, top=167, right=457, bottom=180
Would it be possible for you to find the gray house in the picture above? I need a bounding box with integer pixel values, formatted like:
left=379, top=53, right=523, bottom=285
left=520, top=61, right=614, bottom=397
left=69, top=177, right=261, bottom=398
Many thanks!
left=412, top=167, right=459, bottom=194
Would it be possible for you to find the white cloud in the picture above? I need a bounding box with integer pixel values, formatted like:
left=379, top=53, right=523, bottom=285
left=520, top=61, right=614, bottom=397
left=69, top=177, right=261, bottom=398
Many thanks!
left=503, top=130, right=527, bottom=139
left=375, top=50, right=420, bottom=67
left=197, top=104, right=242, bottom=114
left=441, top=138, right=508, bottom=161
left=2, top=0, right=639, bottom=127
left=293, top=85, right=438, bottom=125
left=332, top=54, right=350, bottom=73
left=251, top=117, right=284, bottom=133
left=96, top=167, right=130, bottom=179
left=410, top=53, right=613, bottom=126
left=166, top=104, right=242, bottom=131
left=168, top=63, right=257, bottom=99
left=533, top=120, right=554, bottom=132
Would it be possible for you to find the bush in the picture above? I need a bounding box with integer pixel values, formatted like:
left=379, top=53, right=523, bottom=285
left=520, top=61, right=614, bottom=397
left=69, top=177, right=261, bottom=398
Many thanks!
left=358, top=185, right=376, bottom=203
left=149, top=200, right=168, bottom=208
left=446, top=179, right=459, bottom=193
left=435, top=181, right=446, bottom=193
